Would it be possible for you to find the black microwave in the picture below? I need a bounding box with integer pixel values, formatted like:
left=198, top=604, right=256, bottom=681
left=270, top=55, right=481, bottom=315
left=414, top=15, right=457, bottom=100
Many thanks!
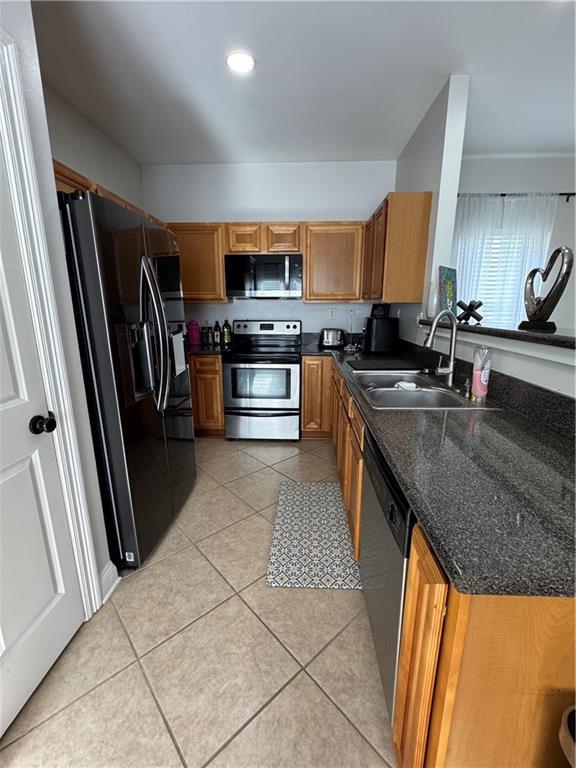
left=225, top=253, right=302, bottom=299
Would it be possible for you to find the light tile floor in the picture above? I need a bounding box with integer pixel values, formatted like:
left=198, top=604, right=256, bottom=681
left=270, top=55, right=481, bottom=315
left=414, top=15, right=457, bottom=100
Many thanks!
left=0, top=438, right=396, bottom=768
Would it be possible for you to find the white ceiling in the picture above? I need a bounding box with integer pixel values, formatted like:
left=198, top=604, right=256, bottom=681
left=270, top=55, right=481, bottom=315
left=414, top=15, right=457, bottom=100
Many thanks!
left=32, top=1, right=575, bottom=165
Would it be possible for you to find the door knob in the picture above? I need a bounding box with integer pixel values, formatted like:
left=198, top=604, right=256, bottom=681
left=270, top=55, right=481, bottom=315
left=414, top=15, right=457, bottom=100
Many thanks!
left=29, top=411, right=57, bottom=435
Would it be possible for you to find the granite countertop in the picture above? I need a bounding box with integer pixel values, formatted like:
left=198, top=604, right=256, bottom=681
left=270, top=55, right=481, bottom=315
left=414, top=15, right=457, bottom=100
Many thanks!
left=186, top=346, right=223, bottom=356
left=332, top=351, right=575, bottom=597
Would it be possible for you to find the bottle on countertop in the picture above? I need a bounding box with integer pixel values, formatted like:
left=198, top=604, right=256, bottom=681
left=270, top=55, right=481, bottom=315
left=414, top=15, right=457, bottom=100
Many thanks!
left=471, top=346, right=491, bottom=405
left=201, top=321, right=208, bottom=349
left=206, top=324, right=214, bottom=348
left=222, top=319, right=232, bottom=350
left=213, top=320, right=221, bottom=348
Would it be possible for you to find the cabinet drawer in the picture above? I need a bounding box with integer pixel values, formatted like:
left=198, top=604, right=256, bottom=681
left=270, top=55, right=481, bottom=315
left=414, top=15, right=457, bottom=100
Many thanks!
left=191, top=355, right=221, bottom=373
left=349, top=399, right=365, bottom=449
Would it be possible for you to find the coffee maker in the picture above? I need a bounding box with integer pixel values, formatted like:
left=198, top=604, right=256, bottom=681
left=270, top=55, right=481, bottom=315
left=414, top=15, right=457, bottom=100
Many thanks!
left=363, top=304, right=399, bottom=354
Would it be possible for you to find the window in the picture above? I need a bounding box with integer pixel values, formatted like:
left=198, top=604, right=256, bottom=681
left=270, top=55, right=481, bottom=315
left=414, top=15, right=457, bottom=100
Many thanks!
left=453, top=194, right=558, bottom=328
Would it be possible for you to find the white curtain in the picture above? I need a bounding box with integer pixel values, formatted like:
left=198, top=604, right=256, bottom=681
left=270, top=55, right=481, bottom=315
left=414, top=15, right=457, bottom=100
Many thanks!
left=453, top=193, right=559, bottom=328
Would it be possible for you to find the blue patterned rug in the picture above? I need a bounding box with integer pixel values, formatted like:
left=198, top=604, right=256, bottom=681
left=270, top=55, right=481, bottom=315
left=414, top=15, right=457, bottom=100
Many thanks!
left=266, top=481, right=362, bottom=590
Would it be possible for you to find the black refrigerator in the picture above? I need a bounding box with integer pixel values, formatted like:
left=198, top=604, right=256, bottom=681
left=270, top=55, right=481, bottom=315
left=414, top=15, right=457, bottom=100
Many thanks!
left=60, top=192, right=196, bottom=568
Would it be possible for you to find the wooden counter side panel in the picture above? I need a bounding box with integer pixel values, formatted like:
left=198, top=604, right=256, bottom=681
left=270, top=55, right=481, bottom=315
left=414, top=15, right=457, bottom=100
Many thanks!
left=438, top=594, right=575, bottom=768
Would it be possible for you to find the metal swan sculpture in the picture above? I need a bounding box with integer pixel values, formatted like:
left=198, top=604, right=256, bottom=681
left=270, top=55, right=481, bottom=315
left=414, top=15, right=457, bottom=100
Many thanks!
left=519, top=246, right=574, bottom=331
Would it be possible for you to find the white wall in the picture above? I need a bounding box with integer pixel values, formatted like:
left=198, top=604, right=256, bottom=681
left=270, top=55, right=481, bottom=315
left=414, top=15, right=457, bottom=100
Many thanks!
left=393, top=74, right=470, bottom=340
left=142, top=160, right=396, bottom=222
left=43, top=86, right=144, bottom=207
left=1, top=2, right=115, bottom=593
left=459, top=155, right=576, bottom=334
left=185, top=300, right=373, bottom=336
left=459, top=156, right=574, bottom=193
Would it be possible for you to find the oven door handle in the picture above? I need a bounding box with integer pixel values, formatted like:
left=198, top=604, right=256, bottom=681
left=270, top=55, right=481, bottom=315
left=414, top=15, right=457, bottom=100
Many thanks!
left=224, top=409, right=299, bottom=418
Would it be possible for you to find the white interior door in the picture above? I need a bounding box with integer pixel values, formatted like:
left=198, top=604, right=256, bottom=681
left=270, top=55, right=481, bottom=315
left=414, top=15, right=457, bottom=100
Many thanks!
left=0, top=70, right=83, bottom=737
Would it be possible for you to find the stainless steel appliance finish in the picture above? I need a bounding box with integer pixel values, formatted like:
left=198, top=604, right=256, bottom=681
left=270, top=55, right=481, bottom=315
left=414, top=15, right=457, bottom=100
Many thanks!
left=223, top=320, right=301, bottom=440
left=320, top=328, right=346, bottom=349
left=223, top=362, right=300, bottom=410
left=224, top=411, right=300, bottom=440
left=225, top=253, right=303, bottom=298
left=60, top=192, right=196, bottom=568
left=360, top=430, right=413, bottom=719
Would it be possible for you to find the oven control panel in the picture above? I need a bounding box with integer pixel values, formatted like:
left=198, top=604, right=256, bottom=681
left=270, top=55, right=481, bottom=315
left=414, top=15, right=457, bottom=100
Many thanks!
left=233, top=320, right=302, bottom=335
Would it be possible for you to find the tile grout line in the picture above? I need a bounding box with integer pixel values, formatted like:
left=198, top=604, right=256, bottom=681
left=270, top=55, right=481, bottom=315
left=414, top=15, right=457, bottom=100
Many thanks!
left=110, top=602, right=189, bottom=768
left=199, top=667, right=303, bottom=768
left=236, top=590, right=305, bottom=671
left=193, top=509, right=267, bottom=546
left=303, top=602, right=366, bottom=670
left=303, top=670, right=394, bottom=768
left=0, top=659, right=138, bottom=753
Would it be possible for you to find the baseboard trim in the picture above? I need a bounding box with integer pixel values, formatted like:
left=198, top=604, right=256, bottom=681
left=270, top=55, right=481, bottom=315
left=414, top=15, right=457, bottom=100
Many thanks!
left=99, top=560, right=120, bottom=604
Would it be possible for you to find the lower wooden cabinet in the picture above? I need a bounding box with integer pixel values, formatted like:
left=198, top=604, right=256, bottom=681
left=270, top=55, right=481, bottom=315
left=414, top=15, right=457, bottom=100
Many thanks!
left=347, top=429, right=363, bottom=559
left=188, top=355, right=225, bottom=435
left=301, top=356, right=333, bottom=437
left=393, top=524, right=575, bottom=768
left=393, top=525, right=448, bottom=768
left=330, top=364, right=365, bottom=559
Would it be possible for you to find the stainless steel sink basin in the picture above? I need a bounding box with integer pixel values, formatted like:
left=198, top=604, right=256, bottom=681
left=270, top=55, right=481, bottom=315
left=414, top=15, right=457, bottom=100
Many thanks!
left=353, top=371, right=431, bottom=390
left=362, top=387, right=476, bottom=410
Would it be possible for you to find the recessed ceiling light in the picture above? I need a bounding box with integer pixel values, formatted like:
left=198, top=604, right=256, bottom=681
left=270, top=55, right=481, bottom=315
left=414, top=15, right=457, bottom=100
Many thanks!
left=225, top=51, right=256, bottom=75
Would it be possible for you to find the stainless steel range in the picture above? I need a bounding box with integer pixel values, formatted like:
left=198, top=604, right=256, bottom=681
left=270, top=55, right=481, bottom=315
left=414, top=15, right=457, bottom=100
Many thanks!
left=223, top=320, right=301, bottom=440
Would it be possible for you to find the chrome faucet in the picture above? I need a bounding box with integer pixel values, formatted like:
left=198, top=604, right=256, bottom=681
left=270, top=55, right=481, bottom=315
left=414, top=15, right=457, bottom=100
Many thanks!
left=423, top=310, right=458, bottom=388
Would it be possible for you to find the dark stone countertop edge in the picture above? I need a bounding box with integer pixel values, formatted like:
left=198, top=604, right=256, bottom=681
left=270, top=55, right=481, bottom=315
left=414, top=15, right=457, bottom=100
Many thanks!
left=330, top=352, right=575, bottom=598
left=418, top=319, right=576, bottom=350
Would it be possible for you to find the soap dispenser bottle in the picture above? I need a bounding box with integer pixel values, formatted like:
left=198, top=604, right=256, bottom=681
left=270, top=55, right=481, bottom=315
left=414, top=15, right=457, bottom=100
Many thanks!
left=471, top=346, right=492, bottom=405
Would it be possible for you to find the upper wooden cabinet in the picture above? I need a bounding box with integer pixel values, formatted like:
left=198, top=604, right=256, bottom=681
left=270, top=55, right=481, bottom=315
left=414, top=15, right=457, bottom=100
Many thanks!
left=169, top=223, right=225, bottom=302
left=301, top=356, right=333, bottom=437
left=304, top=223, right=364, bottom=302
left=383, top=192, right=432, bottom=302
left=362, top=204, right=387, bottom=300
left=226, top=222, right=302, bottom=253
left=365, top=191, right=432, bottom=303
left=226, top=223, right=262, bottom=253
left=263, top=223, right=301, bottom=252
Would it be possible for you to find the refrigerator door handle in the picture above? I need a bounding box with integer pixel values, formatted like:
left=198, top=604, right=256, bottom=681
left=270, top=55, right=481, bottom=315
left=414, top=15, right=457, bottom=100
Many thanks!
left=140, top=255, right=169, bottom=412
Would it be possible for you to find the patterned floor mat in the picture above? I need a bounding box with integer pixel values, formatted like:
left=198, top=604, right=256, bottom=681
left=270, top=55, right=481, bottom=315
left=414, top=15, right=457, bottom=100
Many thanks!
left=266, top=481, right=362, bottom=590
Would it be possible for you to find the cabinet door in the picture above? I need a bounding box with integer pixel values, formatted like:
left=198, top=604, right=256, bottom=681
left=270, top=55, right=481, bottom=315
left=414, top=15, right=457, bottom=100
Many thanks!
left=304, top=223, right=364, bottom=301
left=226, top=223, right=261, bottom=253
left=382, top=192, right=432, bottom=303
left=338, top=399, right=352, bottom=510
left=331, top=376, right=340, bottom=448
left=370, top=201, right=387, bottom=299
left=361, top=216, right=375, bottom=300
left=301, top=356, right=332, bottom=435
left=190, top=356, right=225, bottom=431
left=393, top=524, right=448, bottom=768
left=263, top=223, right=301, bottom=252
left=347, top=430, right=363, bottom=559
left=170, top=224, right=225, bottom=302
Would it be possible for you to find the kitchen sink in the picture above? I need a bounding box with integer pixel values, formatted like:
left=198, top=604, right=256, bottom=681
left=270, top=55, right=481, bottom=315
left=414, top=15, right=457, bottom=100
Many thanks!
left=352, top=370, right=494, bottom=410
left=353, top=371, right=431, bottom=389
left=362, top=387, right=477, bottom=409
